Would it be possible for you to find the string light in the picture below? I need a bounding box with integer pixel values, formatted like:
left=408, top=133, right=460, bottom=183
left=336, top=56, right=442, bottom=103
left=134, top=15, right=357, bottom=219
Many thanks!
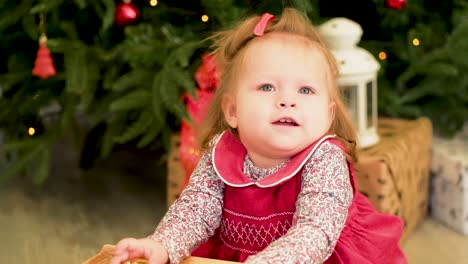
left=149, top=0, right=157, bottom=6
left=201, top=15, right=209, bottom=22
left=412, top=38, right=420, bottom=46
left=188, top=147, right=200, bottom=156
left=28, top=127, right=35, bottom=136
left=378, top=51, right=387, bottom=60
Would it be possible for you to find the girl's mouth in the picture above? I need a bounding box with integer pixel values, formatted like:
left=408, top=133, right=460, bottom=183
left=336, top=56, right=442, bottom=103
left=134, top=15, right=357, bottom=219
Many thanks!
left=272, top=118, right=299, bottom=126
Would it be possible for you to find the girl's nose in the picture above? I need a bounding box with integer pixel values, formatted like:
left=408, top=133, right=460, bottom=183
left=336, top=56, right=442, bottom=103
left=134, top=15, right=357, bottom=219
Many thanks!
left=277, top=90, right=296, bottom=108
left=278, top=101, right=296, bottom=108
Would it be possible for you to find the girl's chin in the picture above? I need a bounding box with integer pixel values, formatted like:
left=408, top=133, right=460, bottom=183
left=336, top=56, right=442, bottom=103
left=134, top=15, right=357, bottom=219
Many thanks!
left=243, top=138, right=308, bottom=157
left=268, top=145, right=304, bottom=157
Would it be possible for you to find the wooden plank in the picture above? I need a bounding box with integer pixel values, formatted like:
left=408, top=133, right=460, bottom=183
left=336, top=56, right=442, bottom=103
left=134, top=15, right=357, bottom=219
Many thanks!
left=82, top=245, right=238, bottom=264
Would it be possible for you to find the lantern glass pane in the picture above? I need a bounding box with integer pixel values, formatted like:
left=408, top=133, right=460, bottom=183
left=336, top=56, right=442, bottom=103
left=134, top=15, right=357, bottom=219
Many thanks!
left=366, top=81, right=374, bottom=129
left=341, top=85, right=358, bottom=126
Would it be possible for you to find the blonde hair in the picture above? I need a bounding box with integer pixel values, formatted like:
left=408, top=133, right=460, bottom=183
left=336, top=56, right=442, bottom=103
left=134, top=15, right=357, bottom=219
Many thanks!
left=199, top=8, right=358, bottom=162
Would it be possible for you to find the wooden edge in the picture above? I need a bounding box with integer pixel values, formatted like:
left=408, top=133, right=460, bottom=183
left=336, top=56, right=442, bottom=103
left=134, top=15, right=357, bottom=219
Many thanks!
left=82, top=245, right=238, bottom=264
left=81, top=244, right=114, bottom=264
left=182, top=257, right=238, bottom=264
left=82, top=245, right=147, bottom=264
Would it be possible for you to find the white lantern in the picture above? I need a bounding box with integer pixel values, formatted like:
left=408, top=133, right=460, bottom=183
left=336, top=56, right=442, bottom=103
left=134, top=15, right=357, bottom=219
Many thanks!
left=318, top=18, right=380, bottom=148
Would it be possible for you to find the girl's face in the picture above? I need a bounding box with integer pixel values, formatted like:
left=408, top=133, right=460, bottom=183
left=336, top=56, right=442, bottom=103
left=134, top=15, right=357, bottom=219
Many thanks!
left=222, top=33, right=335, bottom=168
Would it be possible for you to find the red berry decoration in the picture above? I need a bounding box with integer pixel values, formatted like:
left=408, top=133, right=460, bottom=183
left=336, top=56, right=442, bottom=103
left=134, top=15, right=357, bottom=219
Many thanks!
left=114, top=0, right=140, bottom=28
left=385, top=0, right=407, bottom=10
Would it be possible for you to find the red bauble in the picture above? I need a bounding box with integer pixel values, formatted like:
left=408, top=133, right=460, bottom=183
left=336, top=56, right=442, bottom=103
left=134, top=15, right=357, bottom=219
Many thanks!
left=385, top=0, right=407, bottom=10
left=114, top=0, right=140, bottom=27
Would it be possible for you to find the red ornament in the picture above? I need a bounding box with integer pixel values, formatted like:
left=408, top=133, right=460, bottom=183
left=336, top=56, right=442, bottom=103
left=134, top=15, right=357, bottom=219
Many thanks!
left=385, top=0, right=407, bottom=10
left=114, top=0, right=140, bottom=28
left=32, top=35, right=56, bottom=79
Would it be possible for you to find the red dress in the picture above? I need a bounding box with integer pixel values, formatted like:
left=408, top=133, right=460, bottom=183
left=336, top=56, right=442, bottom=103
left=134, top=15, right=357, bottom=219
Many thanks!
left=192, top=132, right=407, bottom=263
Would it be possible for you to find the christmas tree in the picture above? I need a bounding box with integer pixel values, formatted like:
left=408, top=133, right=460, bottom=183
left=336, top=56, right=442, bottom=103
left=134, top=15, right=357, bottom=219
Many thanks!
left=0, top=0, right=467, bottom=183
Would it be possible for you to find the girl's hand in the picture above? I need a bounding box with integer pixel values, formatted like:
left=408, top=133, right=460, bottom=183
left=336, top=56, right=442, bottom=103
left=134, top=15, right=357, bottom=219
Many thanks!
left=110, top=237, right=169, bottom=264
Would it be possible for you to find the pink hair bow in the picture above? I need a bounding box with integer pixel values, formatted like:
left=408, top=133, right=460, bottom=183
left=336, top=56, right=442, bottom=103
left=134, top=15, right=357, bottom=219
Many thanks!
left=253, top=13, right=275, bottom=36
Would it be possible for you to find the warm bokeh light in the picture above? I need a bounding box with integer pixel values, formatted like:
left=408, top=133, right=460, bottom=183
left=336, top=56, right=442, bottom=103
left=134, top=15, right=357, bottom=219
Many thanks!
left=412, top=38, right=420, bottom=46
left=378, top=51, right=387, bottom=60
left=150, top=0, right=158, bottom=6
left=201, top=15, right=209, bottom=22
left=28, top=127, right=35, bottom=136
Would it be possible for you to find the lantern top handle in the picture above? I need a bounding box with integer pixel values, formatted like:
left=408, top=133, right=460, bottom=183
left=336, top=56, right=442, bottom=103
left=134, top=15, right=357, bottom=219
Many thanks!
left=318, top=17, right=380, bottom=75
left=318, top=17, right=363, bottom=50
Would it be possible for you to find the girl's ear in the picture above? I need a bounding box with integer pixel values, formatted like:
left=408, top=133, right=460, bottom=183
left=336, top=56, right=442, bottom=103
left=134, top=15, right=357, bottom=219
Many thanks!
left=222, top=95, right=238, bottom=128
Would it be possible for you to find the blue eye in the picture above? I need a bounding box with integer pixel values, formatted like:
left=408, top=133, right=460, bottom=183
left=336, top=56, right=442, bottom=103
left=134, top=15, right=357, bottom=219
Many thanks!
left=259, top=84, right=274, bottom=92
left=299, top=87, right=314, bottom=94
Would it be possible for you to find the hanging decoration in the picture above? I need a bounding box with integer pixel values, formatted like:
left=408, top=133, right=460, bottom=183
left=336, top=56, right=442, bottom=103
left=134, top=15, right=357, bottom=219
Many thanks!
left=114, top=0, right=141, bottom=28
left=385, top=0, right=407, bottom=10
left=32, top=12, right=56, bottom=79
left=179, top=54, right=219, bottom=190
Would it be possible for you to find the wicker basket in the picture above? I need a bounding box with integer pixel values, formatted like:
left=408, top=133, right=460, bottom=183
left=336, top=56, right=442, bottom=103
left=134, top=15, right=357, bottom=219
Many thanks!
left=355, top=117, right=432, bottom=241
left=167, top=135, right=186, bottom=207
left=167, top=118, right=433, bottom=241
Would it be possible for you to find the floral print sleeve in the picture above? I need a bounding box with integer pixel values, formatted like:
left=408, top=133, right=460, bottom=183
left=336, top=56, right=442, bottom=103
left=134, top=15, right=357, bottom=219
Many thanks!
left=149, top=147, right=224, bottom=263
left=245, top=141, right=354, bottom=263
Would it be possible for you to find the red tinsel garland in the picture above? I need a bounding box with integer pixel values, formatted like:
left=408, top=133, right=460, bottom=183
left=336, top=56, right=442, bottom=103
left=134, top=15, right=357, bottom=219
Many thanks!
left=179, top=54, right=219, bottom=190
